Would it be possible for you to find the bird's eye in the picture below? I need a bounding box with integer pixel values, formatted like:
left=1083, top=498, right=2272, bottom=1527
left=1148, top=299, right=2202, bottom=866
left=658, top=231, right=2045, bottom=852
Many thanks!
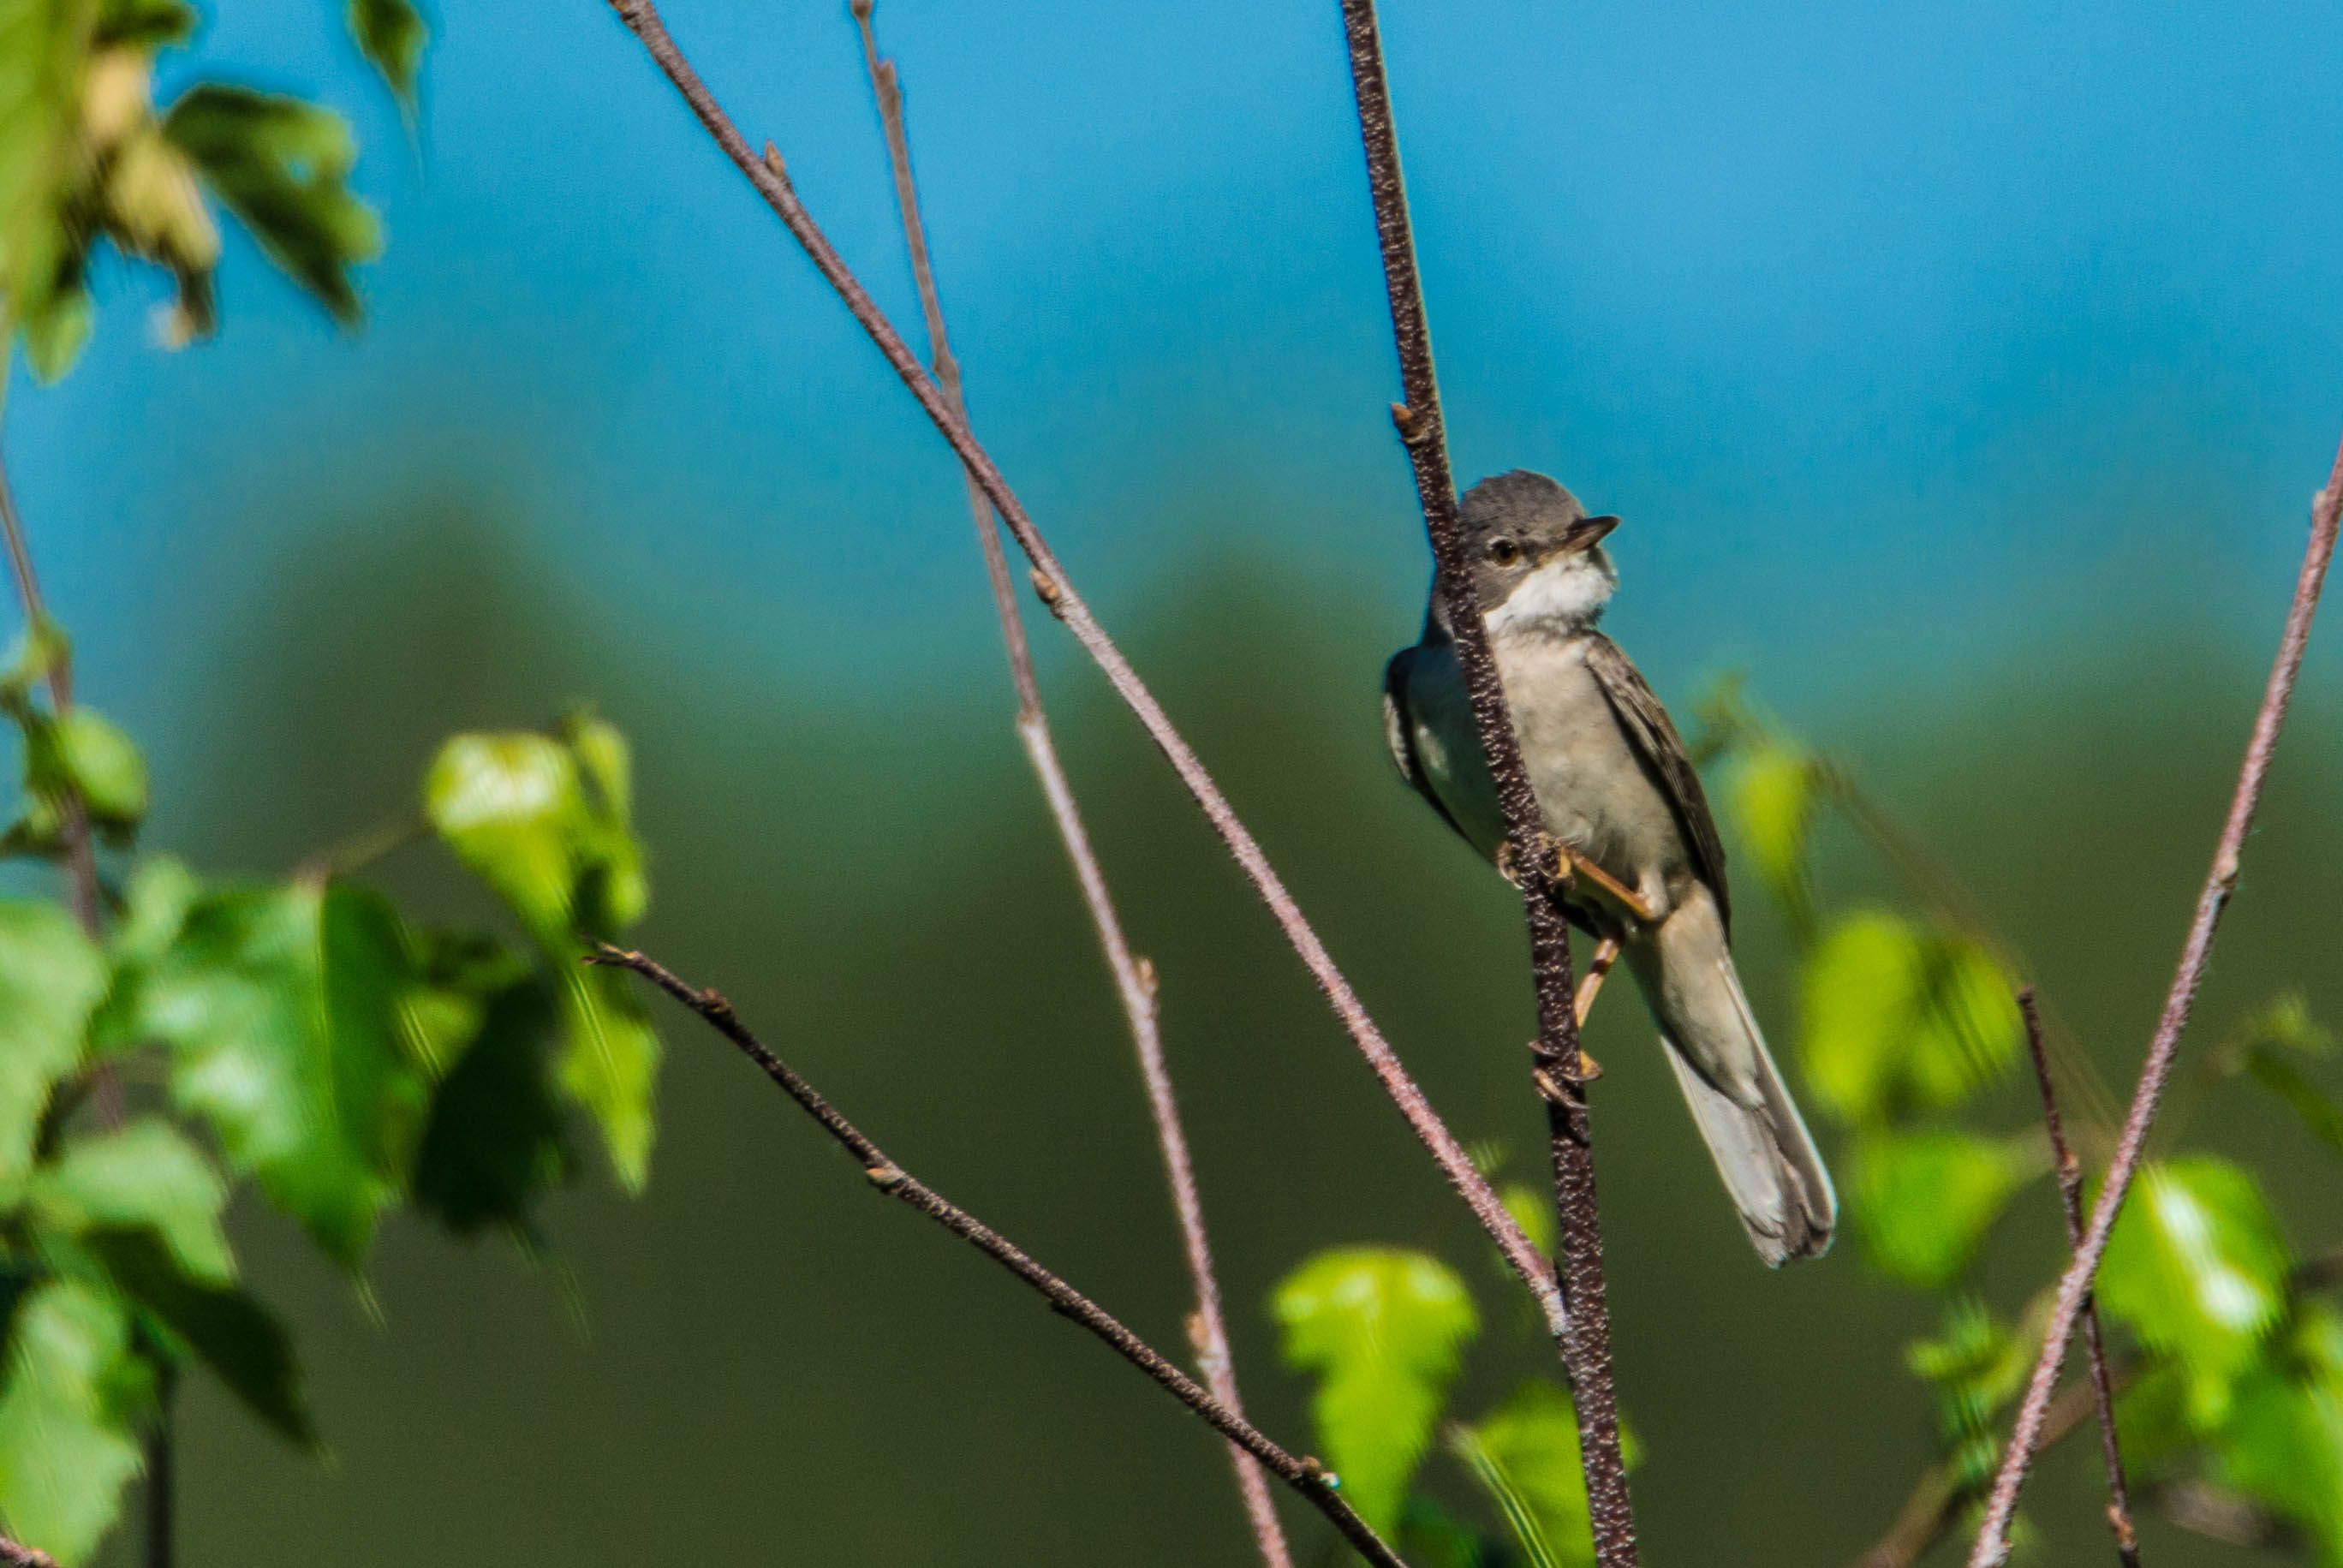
left=1487, top=539, right=1521, bottom=566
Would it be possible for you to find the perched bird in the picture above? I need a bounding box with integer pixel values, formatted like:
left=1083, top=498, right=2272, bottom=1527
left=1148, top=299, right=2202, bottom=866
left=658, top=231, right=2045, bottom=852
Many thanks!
left=1382, top=469, right=1835, bottom=1264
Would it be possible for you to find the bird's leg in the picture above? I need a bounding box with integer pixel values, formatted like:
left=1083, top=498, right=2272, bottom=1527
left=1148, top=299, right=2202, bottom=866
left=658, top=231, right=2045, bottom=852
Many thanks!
left=1574, top=935, right=1623, bottom=1029
left=1499, top=831, right=1659, bottom=927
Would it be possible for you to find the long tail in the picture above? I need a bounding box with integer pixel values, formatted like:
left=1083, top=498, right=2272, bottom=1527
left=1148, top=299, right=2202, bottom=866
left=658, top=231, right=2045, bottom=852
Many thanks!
left=1629, top=891, right=1836, bottom=1266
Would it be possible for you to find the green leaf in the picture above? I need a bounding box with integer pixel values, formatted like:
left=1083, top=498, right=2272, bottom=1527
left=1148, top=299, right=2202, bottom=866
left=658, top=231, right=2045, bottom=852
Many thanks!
left=1905, top=1299, right=2030, bottom=1488
left=1273, top=1247, right=1477, bottom=1540
left=1500, top=1180, right=1557, bottom=1262
left=1726, top=742, right=1820, bottom=929
left=2099, top=1157, right=2292, bottom=1424
left=0, top=1279, right=149, bottom=1565
left=0, top=0, right=98, bottom=383
left=32, top=1120, right=232, bottom=1285
left=1452, top=1380, right=1637, bottom=1568
left=1799, top=909, right=2022, bottom=1125
left=135, top=881, right=429, bottom=1267
left=1850, top=1130, right=2035, bottom=1291
left=0, top=900, right=104, bottom=1184
left=2212, top=1303, right=2343, bottom=1559
left=27, top=707, right=148, bottom=836
left=409, top=980, right=573, bottom=1237
left=160, top=86, right=378, bottom=323
left=426, top=729, right=658, bottom=1187
left=346, top=0, right=426, bottom=109
left=80, top=1229, right=311, bottom=1446
left=1397, top=1499, right=1500, bottom=1568
left=96, top=0, right=196, bottom=47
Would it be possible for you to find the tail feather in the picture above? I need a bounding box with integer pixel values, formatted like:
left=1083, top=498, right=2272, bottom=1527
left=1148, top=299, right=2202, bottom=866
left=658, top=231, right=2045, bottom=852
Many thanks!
left=1631, top=890, right=1836, bottom=1266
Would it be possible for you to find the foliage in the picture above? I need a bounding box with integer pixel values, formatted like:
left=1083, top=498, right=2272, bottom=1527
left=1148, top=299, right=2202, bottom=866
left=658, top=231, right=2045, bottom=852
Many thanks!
left=0, top=0, right=426, bottom=379
left=0, top=615, right=659, bottom=1562
left=1701, top=686, right=2343, bottom=1561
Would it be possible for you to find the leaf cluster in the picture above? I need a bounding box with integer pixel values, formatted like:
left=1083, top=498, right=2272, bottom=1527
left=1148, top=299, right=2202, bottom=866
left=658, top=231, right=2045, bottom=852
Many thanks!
left=0, top=623, right=661, bottom=1563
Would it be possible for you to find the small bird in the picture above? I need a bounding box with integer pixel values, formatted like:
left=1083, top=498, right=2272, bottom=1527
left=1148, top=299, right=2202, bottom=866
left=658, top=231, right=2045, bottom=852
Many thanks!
left=1382, top=469, right=1835, bottom=1264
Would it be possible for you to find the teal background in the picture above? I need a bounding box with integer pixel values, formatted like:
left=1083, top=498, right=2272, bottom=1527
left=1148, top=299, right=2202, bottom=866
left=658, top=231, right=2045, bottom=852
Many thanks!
left=11, top=0, right=2342, bottom=1561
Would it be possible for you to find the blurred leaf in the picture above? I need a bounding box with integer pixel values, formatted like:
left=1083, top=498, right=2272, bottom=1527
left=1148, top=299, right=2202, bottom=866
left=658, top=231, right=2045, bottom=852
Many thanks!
left=80, top=1229, right=311, bottom=1446
left=1499, top=1180, right=1556, bottom=1262
left=1274, top=1247, right=1477, bottom=1540
left=32, top=1120, right=231, bottom=1285
left=426, top=728, right=658, bottom=1187
left=1726, top=742, right=1820, bottom=930
left=1851, top=1130, right=2035, bottom=1291
left=0, top=900, right=104, bottom=1184
left=2213, top=1303, right=2343, bottom=1559
left=1453, top=1380, right=1637, bottom=1568
left=87, top=855, right=200, bottom=1057
left=2221, top=997, right=2343, bottom=1165
left=409, top=980, right=573, bottom=1237
left=1800, top=909, right=2022, bottom=1125
left=1398, top=1499, right=1501, bottom=1568
left=161, top=85, right=377, bottom=322
left=1906, top=1299, right=2030, bottom=1488
left=0, top=1279, right=148, bottom=1564
left=346, top=0, right=426, bottom=109
left=2245, top=1049, right=2343, bottom=1166
left=0, top=0, right=97, bottom=382
left=135, top=881, right=428, bottom=1267
left=2100, top=1158, right=2292, bottom=1425
left=26, top=707, right=147, bottom=837
left=96, top=0, right=195, bottom=48
left=2111, top=1359, right=2196, bottom=1472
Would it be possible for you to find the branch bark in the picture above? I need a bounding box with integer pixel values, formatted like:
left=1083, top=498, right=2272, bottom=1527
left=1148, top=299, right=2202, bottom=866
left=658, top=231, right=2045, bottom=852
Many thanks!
left=1329, top=1, right=1632, bottom=1560
left=1967, top=437, right=2343, bottom=1565
left=0, top=1534, right=57, bottom=1568
left=2018, top=987, right=2140, bottom=1567
left=599, top=0, right=1567, bottom=1341
left=589, top=945, right=1406, bottom=1568
left=844, top=7, right=1290, bottom=1564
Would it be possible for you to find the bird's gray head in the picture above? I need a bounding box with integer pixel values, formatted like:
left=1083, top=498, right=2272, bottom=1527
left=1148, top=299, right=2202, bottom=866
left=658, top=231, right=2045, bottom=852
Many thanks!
left=1450, top=470, right=1620, bottom=635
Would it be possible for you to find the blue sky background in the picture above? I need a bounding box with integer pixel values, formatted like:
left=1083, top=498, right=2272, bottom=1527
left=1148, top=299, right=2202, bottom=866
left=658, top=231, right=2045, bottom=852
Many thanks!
left=16, top=0, right=2343, bottom=772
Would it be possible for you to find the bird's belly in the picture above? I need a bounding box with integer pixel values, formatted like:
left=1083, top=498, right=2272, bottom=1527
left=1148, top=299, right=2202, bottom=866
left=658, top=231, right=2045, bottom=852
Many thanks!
left=1408, top=635, right=1691, bottom=921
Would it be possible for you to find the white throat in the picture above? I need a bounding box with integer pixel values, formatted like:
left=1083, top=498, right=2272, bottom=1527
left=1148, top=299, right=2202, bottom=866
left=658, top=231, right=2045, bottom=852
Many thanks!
left=1484, top=554, right=1616, bottom=639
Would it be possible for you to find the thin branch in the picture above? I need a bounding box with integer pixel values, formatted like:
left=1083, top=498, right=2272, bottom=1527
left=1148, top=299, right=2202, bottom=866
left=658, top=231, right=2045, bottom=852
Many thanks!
left=2018, top=987, right=2140, bottom=1568
left=1851, top=1358, right=2128, bottom=1568
left=1329, top=1, right=1631, bottom=1562
left=1966, top=438, right=2343, bottom=1566
left=599, top=0, right=1567, bottom=1341
left=844, top=7, right=1291, bottom=1564
left=588, top=945, right=1406, bottom=1568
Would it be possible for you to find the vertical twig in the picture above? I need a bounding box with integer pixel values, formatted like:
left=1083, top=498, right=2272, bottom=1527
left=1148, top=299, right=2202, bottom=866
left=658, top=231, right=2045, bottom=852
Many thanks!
left=1329, top=3, right=1634, bottom=1562
left=0, top=420, right=162, bottom=1566
left=2018, top=988, right=2139, bottom=1568
left=1968, top=437, right=2343, bottom=1565
left=599, top=0, right=1571, bottom=1343
left=844, top=7, right=1291, bottom=1564
left=589, top=946, right=1409, bottom=1568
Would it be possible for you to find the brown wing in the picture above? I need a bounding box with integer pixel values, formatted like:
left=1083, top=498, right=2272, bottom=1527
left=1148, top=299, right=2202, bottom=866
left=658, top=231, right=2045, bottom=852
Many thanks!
left=1582, top=634, right=1732, bottom=931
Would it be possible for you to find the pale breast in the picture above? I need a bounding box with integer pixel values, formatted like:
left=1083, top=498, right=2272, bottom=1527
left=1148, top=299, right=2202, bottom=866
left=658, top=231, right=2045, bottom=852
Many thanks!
left=1404, top=633, right=1697, bottom=922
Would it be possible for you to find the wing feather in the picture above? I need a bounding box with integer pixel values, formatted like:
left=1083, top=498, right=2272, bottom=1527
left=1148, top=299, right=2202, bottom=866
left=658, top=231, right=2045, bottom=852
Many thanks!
left=1582, top=634, right=1732, bottom=930
left=1381, top=644, right=1473, bottom=849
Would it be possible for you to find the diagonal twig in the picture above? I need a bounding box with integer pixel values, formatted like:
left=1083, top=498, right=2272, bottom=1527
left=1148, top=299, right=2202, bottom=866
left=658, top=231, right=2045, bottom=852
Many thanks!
left=2018, top=987, right=2140, bottom=1567
left=844, top=6, right=1291, bottom=1564
left=0, top=1533, right=57, bottom=1568
left=598, top=0, right=1568, bottom=1343
left=1967, top=435, right=2343, bottom=1565
left=1330, top=1, right=1632, bottom=1560
left=588, top=945, right=1405, bottom=1568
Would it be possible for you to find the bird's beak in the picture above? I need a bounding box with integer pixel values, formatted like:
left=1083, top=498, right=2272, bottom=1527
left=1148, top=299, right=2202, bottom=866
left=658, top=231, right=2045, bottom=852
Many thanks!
left=1554, top=514, right=1620, bottom=557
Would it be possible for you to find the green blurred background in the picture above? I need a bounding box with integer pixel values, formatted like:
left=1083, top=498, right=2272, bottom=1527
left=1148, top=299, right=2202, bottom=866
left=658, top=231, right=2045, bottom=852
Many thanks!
left=20, top=0, right=2343, bottom=1560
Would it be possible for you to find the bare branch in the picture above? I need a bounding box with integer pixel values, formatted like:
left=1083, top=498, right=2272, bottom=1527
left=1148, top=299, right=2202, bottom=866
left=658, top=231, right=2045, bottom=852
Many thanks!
left=590, top=945, right=1405, bottom=1568
left=1330, top=0, right=1631, bottom=1559
left=2018, top=988, right=2140, bottom=1567
left=598, top=0, right=1567, bottom=1341
left=1967, top=438, right=2343, bottom=1565
left=845, top=7, right=1290, bottom=1563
